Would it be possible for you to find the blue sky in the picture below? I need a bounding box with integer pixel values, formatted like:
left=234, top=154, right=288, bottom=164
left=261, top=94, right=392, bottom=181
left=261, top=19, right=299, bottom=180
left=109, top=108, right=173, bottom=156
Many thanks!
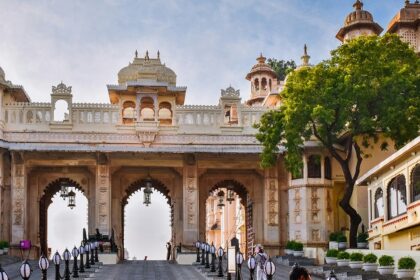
left=0, top=1, right=403, bottom=105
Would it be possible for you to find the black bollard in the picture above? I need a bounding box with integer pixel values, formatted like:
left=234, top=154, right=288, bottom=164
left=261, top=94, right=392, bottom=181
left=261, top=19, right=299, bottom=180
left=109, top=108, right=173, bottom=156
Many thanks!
left=217, top=247, right=224, bottom=277
left=85, top=243, right=91, bottom=269
left=95, top=242, right=99, bottom=263
left=53, top=251, right=61, bottom=280
left=79, top=245, right=85, bottom=273
left=90, top=245, right=95, bottom=265
left=211, top=252, right=216, bottom=272
left=195, top=241, right=200, bottom=263
left=39, top=254, right=49, bottom=280
left=205, top=244, right=210, bottom=269
left=72, top=246, right=79, bottom=278
left=201, top=247, right=205, bottom=266
left=63, top=249, right=71, bottom=280
left=19, top=260, right=32, bottom=280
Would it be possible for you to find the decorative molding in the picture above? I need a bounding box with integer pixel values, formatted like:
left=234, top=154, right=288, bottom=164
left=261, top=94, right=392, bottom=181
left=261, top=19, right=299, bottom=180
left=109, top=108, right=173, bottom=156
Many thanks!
left=52, top=82, right=72, bottom=95
left=221, top=86, right=240, bottom=98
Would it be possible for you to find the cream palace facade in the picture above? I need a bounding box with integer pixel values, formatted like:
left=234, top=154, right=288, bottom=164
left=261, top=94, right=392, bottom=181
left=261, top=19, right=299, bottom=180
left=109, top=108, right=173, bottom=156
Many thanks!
left=0, top=1, right=419, bottom=260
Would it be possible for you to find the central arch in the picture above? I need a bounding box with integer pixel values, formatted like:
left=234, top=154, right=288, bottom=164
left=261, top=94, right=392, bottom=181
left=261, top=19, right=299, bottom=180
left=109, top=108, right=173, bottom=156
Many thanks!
left=39, top=178, right=86, bottom=256
left=121, top=177, right=173, bottom=260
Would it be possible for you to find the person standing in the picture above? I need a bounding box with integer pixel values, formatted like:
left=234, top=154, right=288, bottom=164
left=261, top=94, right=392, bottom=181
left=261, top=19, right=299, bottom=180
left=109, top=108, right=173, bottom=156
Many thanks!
left=166, top=242, right=172, bottom=261
left=255, top=244, right=268, bottom=280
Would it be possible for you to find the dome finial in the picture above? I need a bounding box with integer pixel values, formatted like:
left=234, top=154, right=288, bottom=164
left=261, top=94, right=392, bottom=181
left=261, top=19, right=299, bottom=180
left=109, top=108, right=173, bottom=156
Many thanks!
left=353, top=0, right=363, bottom=10
left=135, top=50, right=138, bottom=58
left=301, top=44, right=310, bottom=66
left=145, top=50, right=149, bottom=60
left=157, top=50, right=160, bottom=59
left=257, top=53, right=266, bottom=64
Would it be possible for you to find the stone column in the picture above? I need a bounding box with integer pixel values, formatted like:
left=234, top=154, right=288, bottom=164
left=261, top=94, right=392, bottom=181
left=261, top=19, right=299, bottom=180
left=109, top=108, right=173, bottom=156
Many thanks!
left=264, top=168, right=280, bottom=252
left=182, top=155, right=199, bottom=245
left=96, top=154, right=111, bottom=236
left=10, top=152, right=26, bottom=245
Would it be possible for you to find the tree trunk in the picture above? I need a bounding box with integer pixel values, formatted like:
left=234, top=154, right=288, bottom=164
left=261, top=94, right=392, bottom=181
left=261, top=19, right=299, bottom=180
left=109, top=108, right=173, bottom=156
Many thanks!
left=339, top=187, right=362, bottom=248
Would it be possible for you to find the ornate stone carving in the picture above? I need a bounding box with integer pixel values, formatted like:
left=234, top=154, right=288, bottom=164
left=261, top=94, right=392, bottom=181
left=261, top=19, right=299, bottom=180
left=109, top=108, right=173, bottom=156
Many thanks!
left=267, top=179, right=278, bottom=225
left=312, top=229, right=320, bottom=241
left=221, top=86, right=240, bottom=98
left=52, top=82, right=72, bottom=95
left=186, top=177, right=197, bottom=226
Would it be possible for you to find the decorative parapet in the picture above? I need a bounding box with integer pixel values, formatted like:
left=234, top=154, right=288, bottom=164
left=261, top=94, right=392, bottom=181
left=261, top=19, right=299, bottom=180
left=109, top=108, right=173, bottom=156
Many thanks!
left=175, top=105, right=220, bottom=110
left=72, top=103, right=119, bottom=109
left=221, top=86, right=240, bottom=98
left=52, top=82, right=72, bottom=95
left=5, top=102, right=51, bottom=108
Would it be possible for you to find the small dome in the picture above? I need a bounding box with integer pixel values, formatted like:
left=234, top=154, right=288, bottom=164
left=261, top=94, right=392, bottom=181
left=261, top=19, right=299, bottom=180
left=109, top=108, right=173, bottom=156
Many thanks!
left=344, top=2, right=374, bottom=27
left=246, top=54, right=277, bottom=81
left=118, top=52, right=177, bottom=86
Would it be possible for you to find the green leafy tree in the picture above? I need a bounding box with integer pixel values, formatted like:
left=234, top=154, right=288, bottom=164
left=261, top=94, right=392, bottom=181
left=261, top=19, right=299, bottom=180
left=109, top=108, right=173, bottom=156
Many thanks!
left=267, top=58, right=296, bottom=81
left=256, top=34, right=420, bottom=248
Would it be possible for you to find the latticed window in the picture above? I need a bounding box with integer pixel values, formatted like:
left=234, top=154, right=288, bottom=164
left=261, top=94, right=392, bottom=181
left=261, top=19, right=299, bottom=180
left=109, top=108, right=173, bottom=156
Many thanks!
left=374, top=188, right=384, bottom=219
left=307, top=155, right=321, bottom=178
left=412, top=165, right=420, bottom=202
left=401, top=30, right=417, bottom=49
left=387, top=175, right=407, bottom=219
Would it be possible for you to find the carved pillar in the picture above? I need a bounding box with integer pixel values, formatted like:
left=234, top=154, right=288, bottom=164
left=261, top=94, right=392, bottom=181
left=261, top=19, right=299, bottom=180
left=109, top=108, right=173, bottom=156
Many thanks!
left=11, top=152, right=26, bottom=244
left=96, top=154, right=111, bottom=236
left=264, top=168, right=280, bottom=252
left=183, top=155, right=199, bottom=244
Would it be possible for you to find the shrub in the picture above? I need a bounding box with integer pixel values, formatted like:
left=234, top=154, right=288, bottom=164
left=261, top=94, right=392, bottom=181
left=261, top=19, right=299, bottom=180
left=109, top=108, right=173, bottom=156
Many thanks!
left=329, top=232, right=339, bottom=242
left=286, top=241, right=295, bottom=250
left=326, top=249, right=339, bottom=258
left=293, top=242, right=304, bottom=251
left=3, top=241, right=9, bottom=248
left=357, top=232, right=368, bottom=243
left=349, top=252, right=364, bottom=262
left=337, top=251, right=350, bottom=260
left=378, top=255, right=394, bottom=267
left=0, top=242, right=3, bottom=250
left=363, top=253, right=378, bottom=264
left=398, top=257, right=416, bottom=270
left=338, top=235, right=347, bottom=243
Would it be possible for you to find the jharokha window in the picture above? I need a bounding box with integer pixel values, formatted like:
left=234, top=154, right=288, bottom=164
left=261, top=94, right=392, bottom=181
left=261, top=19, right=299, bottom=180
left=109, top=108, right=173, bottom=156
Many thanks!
left=412, top=164, right=420, bottom=202
left=387, top=175, right=407, bottom=220
left=307, top=155, right=321, bottom=178
left=374, top=188, right=384, bottom=219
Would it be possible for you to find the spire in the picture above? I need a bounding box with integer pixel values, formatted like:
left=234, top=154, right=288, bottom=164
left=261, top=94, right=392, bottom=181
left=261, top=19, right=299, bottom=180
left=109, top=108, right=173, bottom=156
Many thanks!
left=353, top=0, right=363, bottom=10
left=157, top=50, right=160, bottom=59
left=145, top=50, right=149, bottom=60
left=301, top=44, right=311, bottom=66
left=135, top=50, right=138, bottom=58
left=257, top=53, right=266, bottom=64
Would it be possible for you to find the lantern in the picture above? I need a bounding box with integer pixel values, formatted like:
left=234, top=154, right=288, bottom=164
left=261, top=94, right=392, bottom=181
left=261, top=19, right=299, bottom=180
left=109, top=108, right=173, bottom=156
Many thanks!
left=217, top=247, right=224, bottom=258
left=227, top=189, right=235, bottom=204
left=247, top=255, right=256, bottom=270
left=143, top=177, right=153, bottom=206
left=19, top=260, right=32, bottom=280
left=0, top=264, right=9, bottom=280
left=72, top=247, right=79, bottom=258
left=264, top=259, right=276, bottom=279
left=60, top=180, right=69, bottom=199
left=53, top=251, right=61, bottom=265
left=67, top=189, right=76, bottom=209
left=236, top=252, right=244, bottom=265
left=217, top=190, right=225, bottom=209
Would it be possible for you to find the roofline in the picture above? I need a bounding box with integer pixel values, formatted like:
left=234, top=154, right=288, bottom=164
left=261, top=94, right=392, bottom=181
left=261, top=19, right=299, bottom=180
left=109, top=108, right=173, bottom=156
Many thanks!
left=336, top=22, right=383, bottom=41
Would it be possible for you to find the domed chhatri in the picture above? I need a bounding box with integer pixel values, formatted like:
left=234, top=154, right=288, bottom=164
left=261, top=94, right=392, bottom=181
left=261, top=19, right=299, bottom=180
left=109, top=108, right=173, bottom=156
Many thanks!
left=245, top=53, right=277, bottom=81
left=118, top=50, right=177, bottom=86
left=336, top=0, right=383, bottom=42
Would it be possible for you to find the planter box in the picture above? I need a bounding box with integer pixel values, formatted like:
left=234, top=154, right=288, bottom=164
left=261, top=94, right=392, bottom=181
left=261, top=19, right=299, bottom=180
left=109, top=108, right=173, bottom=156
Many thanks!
left=349, top=261, right=363, bottom=269
left=378, top=266, right=394, bottom=275
left=396, top=269, right=415, bottom=279
left=293, top=251, right=304, bottom=257
left=338, top=242, right=347, bottom=249
left=357, top=242, right=368, bottom=249
left=329, top=241, right=338, bottom=250
left=363, top=263, right=378, bottom=272
left=285, top=249, right=293, bottom=255
left=337, top=259, right=349, bottom=267
left=325, top=257, right=337, bottom=264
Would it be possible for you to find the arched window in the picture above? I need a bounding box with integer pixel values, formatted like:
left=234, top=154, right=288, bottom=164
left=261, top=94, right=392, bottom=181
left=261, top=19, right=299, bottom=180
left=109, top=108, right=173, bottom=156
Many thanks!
left=307, top=155, right=321, bottom=178
left=158, top=102, right=172, bottom=125
left=53, top=100, right=69, bottom=122
left=254, top=79, right=259, bottom=91
left=374, top=188, right=384, bottom=218
left=324, top=157, right=332, bottom=180
left=261, top=78, right=267, bottom=91
left=412, top=164, right=420, bottom=202
left=387, top=175, right=407, bottom=219
left=140, top=97, right=154, bottom=121
left=122, top=101, right=136, bottom=124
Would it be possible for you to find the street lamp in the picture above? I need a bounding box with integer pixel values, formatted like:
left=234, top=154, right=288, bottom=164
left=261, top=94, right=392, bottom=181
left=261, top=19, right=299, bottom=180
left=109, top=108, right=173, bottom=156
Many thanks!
left=60, top=180, right=69, bottom=199
left=200, top=242, right=206, bottom=266
left=72, top=246, right=79, bottom=278
left=217, top=247, right=224, bottom=277
left=143, top=177, right=153, bottom=206
left=205, top=243, right=210, bottom=269
left=247, top=255, right=256, bottom=280
left=67, top=189, right=76, bottom=209
left=19, top=260, right=32, bottom=280
left=38, top=254, right=49, bottom=280
left=0, top=264, right=9, bottom=280
left=52, top=251, right=61, bottom=280
left=63, top=249, right=71, bottom=280
left=327, top=270, right=337, bottom=280
left=84, top=243, right=91, bottom=269
left=217, top=190, right=225, bottom=209
left=210, top=244, right=216, bottom=272
left=94, top=241, right=99, bottom=262
left=264, top=258, right=276, bottom=280
left=90, top=242, right=95, bottom=265
left=79, top=245, right=85, bottom=273
left=235, top=252, right=244, bottom=280
left=195, top=241, right=201, bottom=263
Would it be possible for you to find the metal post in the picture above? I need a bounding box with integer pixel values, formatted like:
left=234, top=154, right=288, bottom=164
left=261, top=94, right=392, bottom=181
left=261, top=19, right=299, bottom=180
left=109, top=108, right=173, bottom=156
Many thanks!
left=64, top=260, right=71, bottom=280
left=196, top=246, right=200, bottom=263
left=95, top=246, right=99, bottom=262
left=72, top=254, right=79, bottom=278
left=249, top=268, right=254, bottom=280
left=41, top=269, right=47, bottom=280
left=79, top=252, right=85, bottom=273
left=90, top=248, right=95, bottom=265
left=85, top=249, right=91, bottom=269
left=217, top=256, right=224, bottom=277
left=236, top=263, right=242, bottom=280
left=211, top=252, right=216, bottom=272
left=55, top=264, right=61, bottom=280
left=201, top=249, right=205, bottom=265
left=205, top=250, right=210, bottom=269
left=267, top=275, right=273, bottom=280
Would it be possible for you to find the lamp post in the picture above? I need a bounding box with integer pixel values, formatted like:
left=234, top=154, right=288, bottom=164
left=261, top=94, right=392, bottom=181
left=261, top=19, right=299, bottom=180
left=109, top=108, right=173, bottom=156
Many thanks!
left=90, top=242, right=95, bottom=265
left=327, top=270, right=337, bottom=280
left=95, top=241, right=99, bottom=262
left=84, top=243, right=91, bottom=269
left=63, top=249, right=71, bottom=280
left=0, top=264, right=9, bottom=280
left=79, top=245, right=85, bottom=273
left=205, top=243, right=210, bottom=269
left=217, top=247, right=224, bottom=277
left=52, top=251, right=61, bottom=280
left=201, top=242, right=206, bottom=266
left=38, top=254, right=49, bottom=280
left=19, top=260, right=32, bottom=280
left=264, top=258, right=276, bottom=280
left=235, top=252, right=244, bottom=280
left=247, top=255, right=256, bottom=280
left=195, top=241, right=201, bottom=263
left=72, top=246, right=79, bottom=278
left=210, top=244, right=216, bottom=272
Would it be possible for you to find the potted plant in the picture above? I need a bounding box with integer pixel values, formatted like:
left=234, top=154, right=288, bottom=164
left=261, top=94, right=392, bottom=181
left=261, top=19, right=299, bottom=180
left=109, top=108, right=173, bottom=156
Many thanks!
left=378, top=255, right=395, bottom=275
left=357, top=232, right=369, bottom=249
left=329, top=232, right=339, bottom=249
left=396, top=257, right=416, bottom=279
left=292, top=241, right=304, bottom=257
left=362, top=253, right=378, bottom=271
left=285, top=241, right=294, bottom=255
left=337, top=251, right=350, bottom=267
left=325, top=249, right=339, bottom=264
left=338, top=234, right=347, bottom=250
left=349, top=252, right=364, bottom=269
